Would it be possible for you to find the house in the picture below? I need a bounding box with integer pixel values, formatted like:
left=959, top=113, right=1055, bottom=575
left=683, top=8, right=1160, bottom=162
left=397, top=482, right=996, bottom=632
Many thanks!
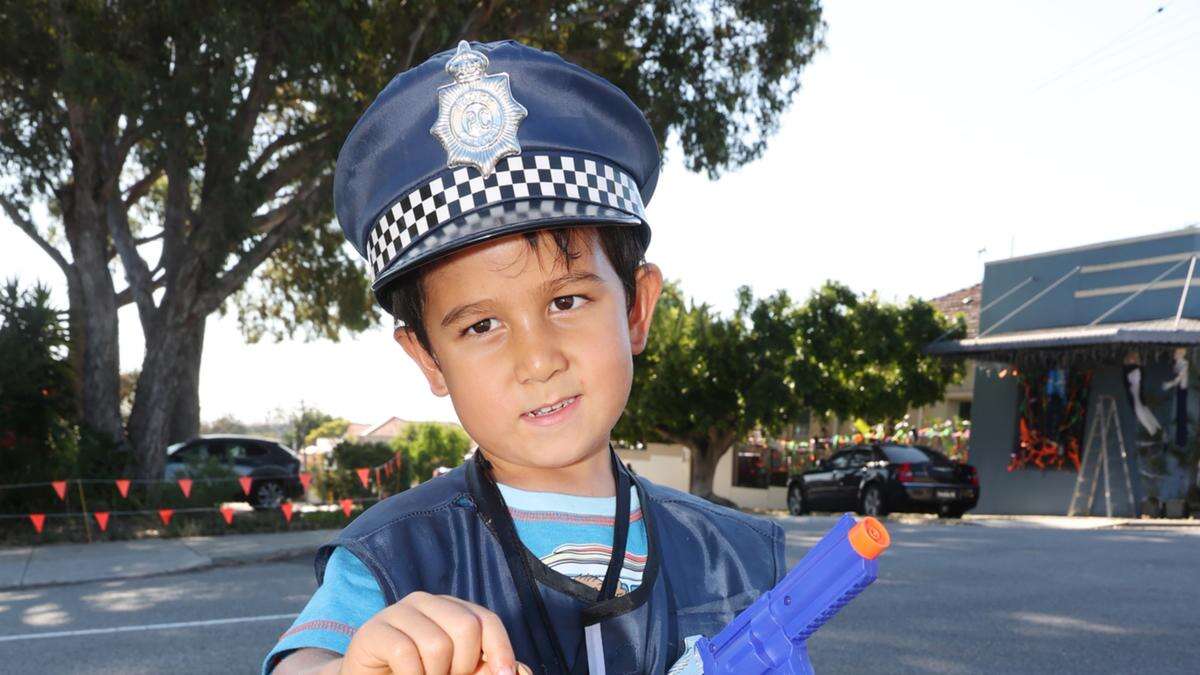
left=927, top=226, right=1200, bottom=516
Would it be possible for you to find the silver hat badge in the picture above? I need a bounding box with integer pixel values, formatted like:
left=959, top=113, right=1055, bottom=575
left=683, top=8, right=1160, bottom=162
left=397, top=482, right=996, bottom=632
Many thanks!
left=431, top=41, right=528, bottom=178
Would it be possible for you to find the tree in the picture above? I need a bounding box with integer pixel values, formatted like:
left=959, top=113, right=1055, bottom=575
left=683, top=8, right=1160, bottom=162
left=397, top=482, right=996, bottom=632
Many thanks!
left=200, top=413, right=249, bottom=436
left=0, top=280, right=80, bottom=493
left=392, top=422, right=473, bottom=484
left=305, top=418, right=350, bottom=447
left=616, top=282, right=802, bottom=502
left=0, top=2, right=825, bottom=478
left=618, top=281, right=963, bottom=503
left=278, top=403, right=335, bottom=451
left=790, top=282, right=965, bottom=425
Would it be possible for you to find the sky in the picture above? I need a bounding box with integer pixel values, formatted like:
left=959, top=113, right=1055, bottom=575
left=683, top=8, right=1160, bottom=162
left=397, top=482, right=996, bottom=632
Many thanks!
left=2, top=0, right=1198, bottom=427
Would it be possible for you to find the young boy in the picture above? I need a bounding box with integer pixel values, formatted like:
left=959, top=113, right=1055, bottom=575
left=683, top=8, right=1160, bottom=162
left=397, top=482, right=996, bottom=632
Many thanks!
left=266, top=40, right=785, bottom=675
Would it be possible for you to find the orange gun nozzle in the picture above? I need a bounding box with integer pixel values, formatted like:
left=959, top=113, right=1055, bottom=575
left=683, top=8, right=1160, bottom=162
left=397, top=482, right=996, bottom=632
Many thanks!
left=848, top=516, right=891, bottom=560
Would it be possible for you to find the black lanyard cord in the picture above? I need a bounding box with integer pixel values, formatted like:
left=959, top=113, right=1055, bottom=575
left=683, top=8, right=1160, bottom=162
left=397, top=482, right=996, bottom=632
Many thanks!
left=469, top=447, right=635, bottom=675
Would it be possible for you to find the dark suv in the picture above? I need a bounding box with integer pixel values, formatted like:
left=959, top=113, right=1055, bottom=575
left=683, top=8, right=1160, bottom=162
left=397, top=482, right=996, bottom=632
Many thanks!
left=164, top=435, right=304, bottom=509
left=787, top=443, right=979, bottom=519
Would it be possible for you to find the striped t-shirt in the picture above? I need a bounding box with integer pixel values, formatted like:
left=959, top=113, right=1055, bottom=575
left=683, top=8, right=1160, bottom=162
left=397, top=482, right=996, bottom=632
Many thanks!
left=263, top=482, right=648, bottom=673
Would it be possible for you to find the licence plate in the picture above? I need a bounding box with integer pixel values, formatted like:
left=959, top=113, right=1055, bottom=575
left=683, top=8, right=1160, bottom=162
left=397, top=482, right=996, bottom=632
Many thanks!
left=936, top=489, right=957, bottom=500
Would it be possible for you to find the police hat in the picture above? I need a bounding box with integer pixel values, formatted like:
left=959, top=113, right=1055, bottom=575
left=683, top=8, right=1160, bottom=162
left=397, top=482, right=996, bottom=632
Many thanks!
left=334, top=40, right=660, bottom=310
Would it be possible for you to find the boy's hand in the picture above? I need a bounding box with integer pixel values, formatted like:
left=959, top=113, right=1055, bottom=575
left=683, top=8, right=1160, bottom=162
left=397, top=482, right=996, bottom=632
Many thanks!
left=340, top=591, right=525, bottom=675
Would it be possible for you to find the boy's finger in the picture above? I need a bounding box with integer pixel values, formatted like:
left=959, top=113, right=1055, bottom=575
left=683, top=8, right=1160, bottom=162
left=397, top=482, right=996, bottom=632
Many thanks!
left=378, top=603, right=453, bottom=674
left=442, top=597, right=518, bottom=675
left=404, top=593, right=484, bottom=675
left=346, top=620, right=424, bottom=675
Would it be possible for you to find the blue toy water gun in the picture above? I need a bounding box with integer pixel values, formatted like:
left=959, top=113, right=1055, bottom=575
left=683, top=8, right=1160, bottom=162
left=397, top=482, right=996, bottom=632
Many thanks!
left=695, top=514, right=891, bottom=674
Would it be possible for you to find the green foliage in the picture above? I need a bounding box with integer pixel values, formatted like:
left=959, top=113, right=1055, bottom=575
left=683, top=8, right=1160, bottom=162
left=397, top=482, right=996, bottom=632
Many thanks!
left=0, top=281, right=76, bottom=509
left=201, top=414, right=249, bottom=435
left=305, top=418, right=350, bottom=447
left=280, top=403, right=334, bottom=451
left=790, top=282, right=965, bottom=422
left=391, top=422, right=473, bottom=484
left=618, top=279, right=965, bottom=496
left=314, top=439, right=397, bottom=500
left=617, top=281, right=800, bottom=452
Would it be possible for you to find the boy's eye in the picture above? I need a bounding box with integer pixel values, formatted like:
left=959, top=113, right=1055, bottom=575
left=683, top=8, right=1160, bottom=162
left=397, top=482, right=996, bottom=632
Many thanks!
left=552, top=295, right=588, bottom=311
left=464, top=318, right=496, bottom=336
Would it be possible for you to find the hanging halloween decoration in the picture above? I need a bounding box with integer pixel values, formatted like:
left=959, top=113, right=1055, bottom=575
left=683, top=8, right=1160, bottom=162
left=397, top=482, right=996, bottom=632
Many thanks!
left=1160, top=347, right=1189, bottom=447
left=1122, top=351, right=1162, bottom=437
left=1011, top=367, right=1093, bottom=471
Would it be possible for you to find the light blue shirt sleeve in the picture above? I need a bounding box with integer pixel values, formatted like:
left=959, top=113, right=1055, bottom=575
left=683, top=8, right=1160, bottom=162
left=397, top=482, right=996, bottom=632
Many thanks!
left=263, top=546, right=387, bottom=674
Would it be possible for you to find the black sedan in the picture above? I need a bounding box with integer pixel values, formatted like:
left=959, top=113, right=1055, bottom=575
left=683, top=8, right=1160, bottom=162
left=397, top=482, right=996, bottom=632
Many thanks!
left=787, top=443, right=979, bottom=518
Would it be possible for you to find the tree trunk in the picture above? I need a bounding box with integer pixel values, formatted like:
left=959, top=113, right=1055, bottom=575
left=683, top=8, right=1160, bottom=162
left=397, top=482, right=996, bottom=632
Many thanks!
left=63, top=204, right=125, bottom=451
left=688, top=440, right=738, bottom=508
left=168, top=316, right=205, bottom=445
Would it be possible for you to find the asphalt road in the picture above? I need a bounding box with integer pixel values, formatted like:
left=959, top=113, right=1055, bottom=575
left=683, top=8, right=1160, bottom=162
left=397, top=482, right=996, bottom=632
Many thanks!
left=0, top=516, right=1197, bottom=674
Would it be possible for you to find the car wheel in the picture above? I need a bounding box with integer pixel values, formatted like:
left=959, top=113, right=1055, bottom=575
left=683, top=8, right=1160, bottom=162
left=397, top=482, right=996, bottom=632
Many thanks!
left=250, top=480, right=285, bottom=510
left=861, top=484, right=887, bottom=517
left=787, top=485, right=809, bottom=516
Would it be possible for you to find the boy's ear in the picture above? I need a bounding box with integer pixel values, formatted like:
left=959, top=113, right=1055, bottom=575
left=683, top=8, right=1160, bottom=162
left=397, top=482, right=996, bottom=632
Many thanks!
left=628, top=263, right=663, bottom=356
left=393, top=327, right=450, bottom=397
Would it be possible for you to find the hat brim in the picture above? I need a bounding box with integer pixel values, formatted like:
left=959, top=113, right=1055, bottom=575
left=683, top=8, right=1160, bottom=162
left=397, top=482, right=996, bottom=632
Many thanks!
left=371, top=198, right=649, bottom=308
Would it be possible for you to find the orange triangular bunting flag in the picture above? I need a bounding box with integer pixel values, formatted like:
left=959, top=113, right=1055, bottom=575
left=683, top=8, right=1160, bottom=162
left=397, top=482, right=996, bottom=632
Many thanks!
left=220, top=506, right=235, bottom=525
left=29, top=513, right=45, bottom=533
left=299, top=472, right=312, bottom=491
left=177, top=478, right=193, bottom=498
left=280, top=502, right=294, bottom=523
left=356, top=468, right=370, bottom=488
left=340, top=499, right=354, bottom=518
left=94, top=511, right=110, bottom=532
left=115, top=479, right=131, bottom=498
left=238, top=476, right=253, bottom=495
left=51, top=481, right=67, bottom=500
left=158, top=508, right=174, bottom=526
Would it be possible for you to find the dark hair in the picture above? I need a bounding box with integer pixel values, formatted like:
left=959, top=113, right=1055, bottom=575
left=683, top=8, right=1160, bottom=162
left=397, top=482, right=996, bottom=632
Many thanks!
left=389, top=225, right=649, bottom=358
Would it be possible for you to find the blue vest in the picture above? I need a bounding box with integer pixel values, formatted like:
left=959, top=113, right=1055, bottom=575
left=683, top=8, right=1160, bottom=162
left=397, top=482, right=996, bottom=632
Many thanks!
left=317, top=451, right=785, bottom=674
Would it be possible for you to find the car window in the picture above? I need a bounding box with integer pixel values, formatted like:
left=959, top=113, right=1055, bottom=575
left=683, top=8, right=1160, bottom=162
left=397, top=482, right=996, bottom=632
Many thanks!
left=882, top=445, right=933, bottom=464
left=227, top=443, right=249, bottom=461
left=848, top=450, right=871, bottom=467
left=175, top=442, right=209, bottom=463
left=829, top=453, right=851, bottom=469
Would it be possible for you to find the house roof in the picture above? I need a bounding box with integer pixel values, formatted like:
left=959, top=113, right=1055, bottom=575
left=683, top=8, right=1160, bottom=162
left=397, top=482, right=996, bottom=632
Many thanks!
left=360, top=416, right=408, bottom=439
left=344, top=422, right=372, bottom=439
left=925, top=317, right=1200, bottom=360
left=929, top=283, right=982, bottom=338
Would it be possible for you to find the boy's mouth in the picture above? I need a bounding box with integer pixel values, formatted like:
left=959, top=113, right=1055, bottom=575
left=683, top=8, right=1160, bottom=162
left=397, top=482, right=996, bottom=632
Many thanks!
left=522, top=394, right=580, bottom=422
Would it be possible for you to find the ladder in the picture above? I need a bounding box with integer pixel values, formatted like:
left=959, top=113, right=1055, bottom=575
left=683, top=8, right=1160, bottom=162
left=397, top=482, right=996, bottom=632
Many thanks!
left=1068, top=395, right=1138, bottom=517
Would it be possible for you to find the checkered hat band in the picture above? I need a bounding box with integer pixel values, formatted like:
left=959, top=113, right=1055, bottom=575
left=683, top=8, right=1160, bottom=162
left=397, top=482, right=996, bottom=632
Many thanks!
left=366, top=154, right=645, bottom=277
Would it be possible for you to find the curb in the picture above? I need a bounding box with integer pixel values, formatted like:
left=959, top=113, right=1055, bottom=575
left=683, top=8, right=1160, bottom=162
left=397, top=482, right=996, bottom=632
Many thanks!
left=0, top=530, right=336, bottom=590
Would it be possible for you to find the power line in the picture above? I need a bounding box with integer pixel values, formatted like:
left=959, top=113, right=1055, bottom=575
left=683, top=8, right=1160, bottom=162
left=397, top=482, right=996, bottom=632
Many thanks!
left=1031, top=2, right=1189, bottom=92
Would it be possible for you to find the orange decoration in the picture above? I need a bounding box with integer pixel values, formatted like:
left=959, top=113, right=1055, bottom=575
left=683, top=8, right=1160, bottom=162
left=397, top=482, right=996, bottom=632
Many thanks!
left=94, top=511, right=110, bottom=532
left=177, top=478, right=193, bottom=498
left=158, top=509, right=174, bottom=526
left=340, top=499, right=354, bottom=518
left=280, top=502, right=294, bottom=523
left=355, top=468, right=370, bottom=488
left=239, top=476, right=253, bottom=495
left=29, top=513, right=45, bottom=533
left=220, top=506, right=235, bottom=525
left=51, top=481, right=67, bottom=500
left=299, top=472, right=312, bottom=491
left=115, top=479, right=131, bottom=498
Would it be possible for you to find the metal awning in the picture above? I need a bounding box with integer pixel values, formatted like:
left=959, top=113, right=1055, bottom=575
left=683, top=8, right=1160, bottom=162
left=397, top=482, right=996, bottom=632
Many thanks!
left=925, top=318, right=1200, bottom=358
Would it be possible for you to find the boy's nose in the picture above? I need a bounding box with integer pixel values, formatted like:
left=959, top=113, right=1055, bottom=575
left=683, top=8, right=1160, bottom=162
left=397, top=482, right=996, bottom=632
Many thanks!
left=512, top=324, right=568, bottom=384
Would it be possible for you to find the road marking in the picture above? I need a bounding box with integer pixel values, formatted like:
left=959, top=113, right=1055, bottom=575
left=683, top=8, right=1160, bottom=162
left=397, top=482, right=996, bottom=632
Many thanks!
left=0, top=613, right=299, bottom=642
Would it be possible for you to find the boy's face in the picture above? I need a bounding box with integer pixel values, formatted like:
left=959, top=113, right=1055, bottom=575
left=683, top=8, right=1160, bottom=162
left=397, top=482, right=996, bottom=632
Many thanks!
left=395, top=227, right=662, bottom=477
